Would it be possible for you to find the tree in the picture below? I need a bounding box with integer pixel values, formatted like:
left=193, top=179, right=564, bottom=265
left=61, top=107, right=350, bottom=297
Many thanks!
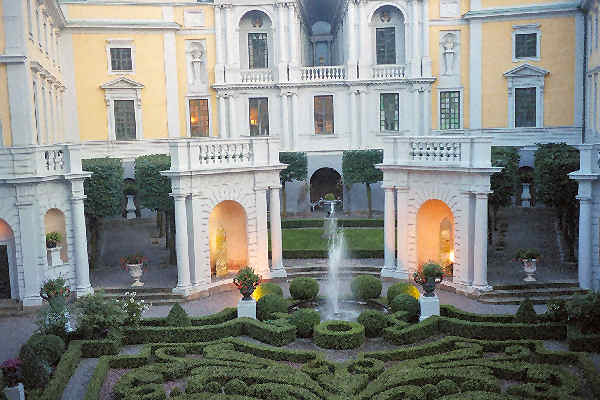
left=342, top=150, right=383, bottom=218
left=534, top=143, right=580, bottom=260
left=134, top=155, right=177, bottom=264
left=82, top=158, right=124, bottom=269
left=279, top=152, right=307, bottom=218
left=489, top=147, right=520, bottom=238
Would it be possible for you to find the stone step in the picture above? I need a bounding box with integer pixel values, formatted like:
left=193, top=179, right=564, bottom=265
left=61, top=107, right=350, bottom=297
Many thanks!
left=491, top=281, right=579, bottom=291
left=100, top=287, right=175, bottom=295
left=477, top=294, right=579, bottom=305
left=479, top=287, right=588, bottom=299
left=284, top=265, right=382, bottom=273
left=0, top=299, right=22, bottom=316
left=103, top=292, right=186, bottom=301
left=286, top=270, right=381, bottom=280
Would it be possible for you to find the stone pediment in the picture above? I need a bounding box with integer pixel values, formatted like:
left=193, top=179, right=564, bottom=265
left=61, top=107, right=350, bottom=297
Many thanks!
left=503, top=63, right=549, bottom=78
left=100, top=76, right=144, bottom=90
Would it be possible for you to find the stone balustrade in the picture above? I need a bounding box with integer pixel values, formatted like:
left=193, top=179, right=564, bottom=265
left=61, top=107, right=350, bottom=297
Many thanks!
left=299, top=65, right=346, bottom=81
left=382, top=136, right=493, bottom=168
left=240, top=69, right=274, bottom=84
left=372, top=64, right=406, bottom=79
left=0, top=144, right=84, bottom=179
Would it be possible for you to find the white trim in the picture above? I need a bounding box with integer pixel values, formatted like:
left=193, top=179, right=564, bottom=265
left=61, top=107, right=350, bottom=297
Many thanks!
left=105, top=39, right=136, bottom=74
left=437, top=87, right=464, bottom=131
left=185, top=96, right=212, bottom=138
left=469, top=19, right=482, bottom=130
left=504, top=64, right=549, bottom=128
left=101, top=77, right=144, bottom=141
left=512, top=24, right=541, bottom=62
left=65, top=20, right=181, bottom=30
left=464, top=1, right=580, bottom=19
left=163, top=32, right=180, bottom=138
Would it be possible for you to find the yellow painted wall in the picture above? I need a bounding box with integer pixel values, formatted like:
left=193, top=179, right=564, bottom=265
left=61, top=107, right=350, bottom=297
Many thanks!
left=482, top=0, right=560, bottom=8
left=71, top=32, right=168, bottom=141
left=65, top=5, right=163, bottom=21
left=429, top=25, right=470, bottom=130
left=482, top=17, right=575, bottom=128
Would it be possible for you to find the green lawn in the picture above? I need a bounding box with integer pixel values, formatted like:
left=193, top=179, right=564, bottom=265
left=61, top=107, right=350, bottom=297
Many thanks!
left=280, top=228, right=383, bottom=251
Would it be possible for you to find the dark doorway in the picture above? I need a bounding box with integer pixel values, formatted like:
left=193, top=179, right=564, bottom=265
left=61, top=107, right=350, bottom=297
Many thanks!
left=0, top=245, right=10, bottom=299
left=310, top=168, right=343, bottom=203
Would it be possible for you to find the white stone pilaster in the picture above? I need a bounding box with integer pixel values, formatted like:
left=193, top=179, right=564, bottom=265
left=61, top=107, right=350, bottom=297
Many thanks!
left=16, top=195, right=42, bottom=306
left=280, top=92, right=289, bottom=149
left=383, top=187, right=396, bottom=270
left=255, top=189, right=269, bottom=276
left=346, top=0, right=357, bottom=80
left=359, top=89, right=367, bottom=146
left=411, top=0, right=421, bottom=77
left=163, top=30, right=181, bottom=138
left=218, top=94, right=228, bottom=138
left=395, top=187, right=409, bottom=278
left=288, top=4, right=298, bottom=69
left=349, top=89, right=359, bottom=147
left=48, top=84, right=56, bottom=144
left=277, top=2, right=288, bottom=81
left=173, top=194, right=192, bottom=295
left=578, top=194, right=593, bottom=290
left=290, top=92, right=298, bottom=149
left=214, top=5, right=225, bottom=84
left=228, top=94, right=238, bottom=138
left=190, top=194, right=211, bottom=289
left=269, top=187, right=285, bottom=276
left=424, top=87, right=432, bottom=134
left=71, top=193, right=93, bottom=296
left=40, top=79, right=49, bottom=144
left=472, top=192, right=491, bottom=290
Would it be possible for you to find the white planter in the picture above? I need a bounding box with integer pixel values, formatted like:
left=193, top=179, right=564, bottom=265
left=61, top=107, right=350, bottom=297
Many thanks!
left=126, top=195, right=136, bottom=220
left=522, top=258, right=537, bottom=282
left=521, top=183, right=532, bottom=208
left=237, top=298, right=257, bottom=319
left=419, top=295, right=440, bottom=321
left=47, top=246, right=62, bottom=266
left=127, top=263, right=144, bottom=287
left=3, top=383, right=25, bottom=400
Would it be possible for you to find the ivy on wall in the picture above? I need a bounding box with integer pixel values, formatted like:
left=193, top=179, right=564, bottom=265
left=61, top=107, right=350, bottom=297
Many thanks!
left=279, top=152, right=307, bottom=217
left=342, top=150, right=383, bottom=218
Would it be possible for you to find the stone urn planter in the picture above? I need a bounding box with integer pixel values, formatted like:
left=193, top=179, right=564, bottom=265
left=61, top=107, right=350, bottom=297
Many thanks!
left=3, top=383, right=24, bottom=400
left=516, top=249, right=540, bottom=282
left=233, top=267, right=261, bottom=319
left=121, top=254, right=148, bottom=287
left=47, top=246, right=63, bottom=267
left=414, top=262, right=444, bottom=321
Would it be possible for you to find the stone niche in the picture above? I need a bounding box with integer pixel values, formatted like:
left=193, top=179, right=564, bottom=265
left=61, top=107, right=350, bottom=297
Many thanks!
left=438, top=31, right=460, bottom=88
left=186, top=40, right=208, bottom=93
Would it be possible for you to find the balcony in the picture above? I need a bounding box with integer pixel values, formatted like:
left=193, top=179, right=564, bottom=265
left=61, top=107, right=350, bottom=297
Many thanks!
left=240, top=69, right=274, bottom=84
left=0, top=144, right=85, bottom=180
left=299, top=65, right=346, bottom=82
left=372, top=64, right=406, bottom=79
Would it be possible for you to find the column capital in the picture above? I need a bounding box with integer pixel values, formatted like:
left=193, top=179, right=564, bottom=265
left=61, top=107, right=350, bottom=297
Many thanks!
left=396, top=186, right=409, bottom=193
left=171, top=192, right=188, bottom=200
left=474, top=191, right=492, bottom=199
left=270, top=185, right=282, bottom=190
left=577, top=195, right=593, bottom=202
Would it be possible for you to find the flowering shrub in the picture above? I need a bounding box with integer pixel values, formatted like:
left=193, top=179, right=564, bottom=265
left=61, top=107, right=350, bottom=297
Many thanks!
left=40, top=276, right=71, bottom=302
left=233, top=267, right=262, bottom=300
left=120, top=253, right=148, bottom=271
left=116, top=291, right=150, bottom=327
left=0, top=358, right=22, bottom=387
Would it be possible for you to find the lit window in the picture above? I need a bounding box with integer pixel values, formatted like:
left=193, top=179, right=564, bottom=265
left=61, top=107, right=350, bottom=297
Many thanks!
left=189, top=99, right=209, bottom=137
left=249, top=98, right=269, bottom=136
left=114, top=100, right=136, bottom=140
left=248, top=33, right=268, bottom=69
left=314, top=96, right=334, bottom=135
left=514, top=88, right=536, bottom=128
left=440, top=91, right=460, bottom=130
left=110, top=48, right=133, bottom=71
left=376, top=27, right=396, bottom=64
left=380, top=93, right=399, bottom=131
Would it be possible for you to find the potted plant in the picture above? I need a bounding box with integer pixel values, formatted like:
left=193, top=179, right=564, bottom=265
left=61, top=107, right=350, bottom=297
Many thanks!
left=120, top=253, right=148, bottom=287
left=40, top=276, right=75, bottom=333
left=1, top=359, right=24, bottom=400
left=516, top=249, right=540, bottom=282
left=413, top=262, right=444, bottom=297
left=46, top=232, right=63, bottom=266
left=233, top=267, right=262, bottom=300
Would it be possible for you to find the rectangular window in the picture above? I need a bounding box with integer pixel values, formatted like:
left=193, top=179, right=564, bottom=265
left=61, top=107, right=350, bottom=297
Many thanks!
left=514, top=87, right=537, bottom=128
left=440, top=91, right=461, bottom=130
left=249, top=98, right=269, bottom=136
left=380, top=93, right=399, bottom=131
left=110, top=48, right=133, bottom=71
left=515, top=33, right=537, bottom=59
left=314, top=95, right=334, bottom=134
left=189, top=99, right=209, bottom=137
left=248, top=33, right=268, bottom=69
left=376, top=27, right=396, bottom=65
left=114, top=100, right=136, bottom=140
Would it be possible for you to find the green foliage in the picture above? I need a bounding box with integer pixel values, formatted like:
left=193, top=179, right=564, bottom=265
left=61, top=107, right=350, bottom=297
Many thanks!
left=45, top=232, right=62, bottom=248
left=490, top=147, right=520, bottom=211
left=19, top=344, right=52, bottom=389
left=289, top=309, right=320, bottom=338
left=437, top=379, right=460, bottom=395
left=357, top=310, right=388, bottom=338
left=134, top=154, right=173, bottom=212
left=350, top=275, right=382, bottom=300
left=74, top=291, right=125, bottom=339
left=514, top=298, right=538, bottom=323
left=224, top=378, right=246, bottom=395
left=421, top=262, right=444, bottom=279
left=35, top=301, right=72, bottom=341
left=313, top=320, right=365, bottom=349
left=567, top=292, right=600, bottom=334
left=21, top=334, right=65, bottom=366
left=256, top=294, right=288, bottom=321
left=288, top=277, right=319, bottom=301
left=515, top=248, right=540, bottom=259
left=279, top=152, right=307, bottom=185
left=387, top=282, right=419, bottom=303
left=253, top=282, right=283, bottom=300
left=82, top=158, right=124, bottom=219
left=166, top=303, right=192, bottom=327
left=389, top=294, right=420, bottom=322
left=544, top=298, right=568, bottom=323
left=342, top=149, right=384, bottom=217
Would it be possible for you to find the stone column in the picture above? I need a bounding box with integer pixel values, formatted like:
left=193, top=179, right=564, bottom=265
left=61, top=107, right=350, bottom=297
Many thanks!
left=359, top=89, right=368, bottom=146
left=218, top=94, right=228, bottom=138
left=395, top=187, right=409, bottom=278
left=349, top=89, right=359, bottom=147
left=33, top=73, right=44, bottom=144
left=473, top=192, right=491, bottom=290
left=383, top=187, right=396, bottom=271
left=269, top=187, right=285, bottom=276
left=214, top=5, right=225, bottom=84
left=255, top=189, right=270, bottom=276
left=40, top=79, right=49, bottom=144
left=71, top=192, right=93, bottom=296
left=228, top=94, right=238, bottom=138
left=16, top=192, right=42, bottom=307
left=173, top=194, right=192, bottom=295
left=578, top=194, right=593, bottom=289
left=224, top=4, right=238, bottom=82
left=190, top=194, right=211, bottom=289
left=277, top=2, right=288, bottom=81
left=288, top=4, right=298, bottom=72
left=50, top=85, right=58, bottom=144
left=423, top=87, right=432, bottom=134
left=290, top=92, right=298, bottom=149
left=280, top=92, right=289, bottom=149
left=346, top=0, right=357, bottom=80
left=58, top=89, right=65, bottom=143
left=411, top=0, right=421, bottom=77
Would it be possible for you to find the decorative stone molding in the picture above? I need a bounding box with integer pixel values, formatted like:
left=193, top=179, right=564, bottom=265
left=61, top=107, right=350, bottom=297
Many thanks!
left=100, top=76, right=144, bottom=140
left=440, top=0, right=460, bottom=18
left=186, top=40, right=208, bottom=93
left=105, top=38, right=135, bottom=74
left=504, top=63, right=549, bottom=128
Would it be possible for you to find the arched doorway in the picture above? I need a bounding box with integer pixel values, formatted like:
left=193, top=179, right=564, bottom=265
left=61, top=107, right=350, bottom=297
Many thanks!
left=0, top=219, right=16, bottom=299
left=208, top=201, right=248, bottom=279
left=416, top=200, right=455, bottom=271
left=310, top=167, right=342, bottom=203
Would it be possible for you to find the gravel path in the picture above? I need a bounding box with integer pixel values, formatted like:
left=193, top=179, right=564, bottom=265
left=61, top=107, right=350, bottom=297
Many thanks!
left=61, top=358, right=99, bottom=400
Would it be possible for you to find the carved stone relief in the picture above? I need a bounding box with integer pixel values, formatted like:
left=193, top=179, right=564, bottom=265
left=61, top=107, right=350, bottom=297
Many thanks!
left=438, top=31, right=460, bottom=88
left=186, top=40, right=208, bottom=93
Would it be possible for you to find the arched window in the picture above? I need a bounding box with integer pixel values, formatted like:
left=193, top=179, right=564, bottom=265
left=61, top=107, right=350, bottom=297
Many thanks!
left=371, top=6, right=405, bottom=65
left=239, top=11, right=273, bottom=70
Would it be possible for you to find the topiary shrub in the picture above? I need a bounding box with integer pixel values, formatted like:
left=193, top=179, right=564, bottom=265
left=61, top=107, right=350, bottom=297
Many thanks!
left=289, top=309, right=321, bottom=338
left=386, top=282, right=420, bottom=303
left=166, top=303, right=191, bottom=327
left=389, top=294, right=420, bottom=322
left=350, top=275, right=382, bottom=300
left=347, top=358, right=385, bottom=379
left=19, top=344, right=52, bottom=389
left=514, top=298, right=537, bottom=323
left=567, top=292, right=600, bottom=334
left=314, top=320, right=365, bottom=349
left=289, top=277, right=319, bottom=301
left=256, top=294, right=288, bottom=321
left=224, top=378, right=246, bottom=395
left=252, top=282, right=283, bottom=300
left=74, top=291, right=125, bottom=339
left=544, top=298, right=568, bottom=323
left=21, top=333, right=65, bottom=365
left=422, top=383, right=440, bottom=400
left=357, top=310, right=388, bottom=338
left=204, top=381, right=221, bottom=394
left=437, top=379, right=460, bottom=395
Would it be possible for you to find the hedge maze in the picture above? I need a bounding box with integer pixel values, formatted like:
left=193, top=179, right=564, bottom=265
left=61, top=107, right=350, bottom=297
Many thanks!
left=84, top=306, right=600, bottom=400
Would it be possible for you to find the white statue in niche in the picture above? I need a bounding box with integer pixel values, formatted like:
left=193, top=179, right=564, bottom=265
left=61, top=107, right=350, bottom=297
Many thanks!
left=441, top=33, right=457, bottom=75
left=187, top=41, right=207, bottom=90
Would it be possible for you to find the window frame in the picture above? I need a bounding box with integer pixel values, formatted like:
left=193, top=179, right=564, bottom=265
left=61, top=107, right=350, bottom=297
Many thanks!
left=376, top=27, right=397, bottom=65
left=248, top=32, right=269, bottom=69
left=512, top=24, right=541, bottom=62
left=313, top=95, right=335, bottom=135
left=513, top=87, right=538, bottom=128
left=186, top=97, right=211, bottom=138
left=106, top=39, right=136, bottom=74
left=113, top=99, right=137, bottom=141
left=438, top=90, right=463, bottom=130
left=248, top=97, right=270, bottom=137
left=380, top=93, right=400, bottom=132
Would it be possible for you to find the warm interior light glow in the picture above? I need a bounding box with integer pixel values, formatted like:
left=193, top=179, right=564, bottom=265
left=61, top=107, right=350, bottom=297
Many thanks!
left=449, top=250, right=455, bottom=263
left=190, top=115, right=199, bottom=124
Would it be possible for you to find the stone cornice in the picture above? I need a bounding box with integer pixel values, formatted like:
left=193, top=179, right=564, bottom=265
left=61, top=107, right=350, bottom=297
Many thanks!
left=64, top=20, right=181, bottom=30
left=464, top=1, right=582, bottom=20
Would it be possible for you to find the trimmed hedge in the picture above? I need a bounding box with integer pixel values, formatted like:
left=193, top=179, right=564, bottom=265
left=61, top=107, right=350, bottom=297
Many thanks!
left=282, top=249, right=384, bottom=259
left=253, top=282, right=284, bottom=299
left=357, top=310, right=388, bottom=338
left=350, top=275, right=383, bottom=300
left=440, top=305, right=515, bottom=323
left=386, top=282, right=419, bottom=303
left=278, top=219, right=384, bottom=229
left=567, top=325, right=600, bottom=352
left=389, top=294, right=420, bottom=321
left=141, top=307, right=237, bottom=327
left=29, top=341, right=82, bottom=400
left=289, top=309, right=321, bottom=338
left=289, top=277, right=319, bottom=301
left=257, top=294, right=289, bottom=321
left=165, top=303, right=191, bottom=327
left=314, top=320, right=365, bottom=349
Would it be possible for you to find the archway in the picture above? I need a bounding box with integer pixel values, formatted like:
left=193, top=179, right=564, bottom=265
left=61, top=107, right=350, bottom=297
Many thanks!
left=208, top=201, right=248, bottom=279
left=310, top=167, right=342, bottom=203
left=239, top=10, right=273, bottom=70
left=0, top=219, right=16, bottom=299
left=416, top=200, right=455, bottom=270
left=45, top=208, right=68, bottom=264
left=370, top=5, right=406, bottom=66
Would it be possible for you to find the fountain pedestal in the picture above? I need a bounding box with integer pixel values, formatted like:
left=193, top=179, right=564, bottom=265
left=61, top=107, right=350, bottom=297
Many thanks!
left=237, top=298, right=257, bottom=319
left=419, top=295, right=440, bottom=321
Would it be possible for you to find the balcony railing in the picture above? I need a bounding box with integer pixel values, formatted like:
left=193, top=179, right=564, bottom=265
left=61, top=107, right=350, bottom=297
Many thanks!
left=240, top=69, right=274, bottom=84
left=299, top=66, right=346, bottom=82
left=0, top=144, right=84, bottom=179
left=372, top=64, right=406, bottom=79
left=382, top=136, right=493, bottom=168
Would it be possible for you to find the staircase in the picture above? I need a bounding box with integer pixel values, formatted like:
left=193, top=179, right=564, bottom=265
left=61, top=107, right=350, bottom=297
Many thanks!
left=478, top=281, right=588, bottom=305
left=0, top=299, right=21, bottom=317
left=284, top=265, right=382, bottom=280
left=99, top=287, right=186, bottom=307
